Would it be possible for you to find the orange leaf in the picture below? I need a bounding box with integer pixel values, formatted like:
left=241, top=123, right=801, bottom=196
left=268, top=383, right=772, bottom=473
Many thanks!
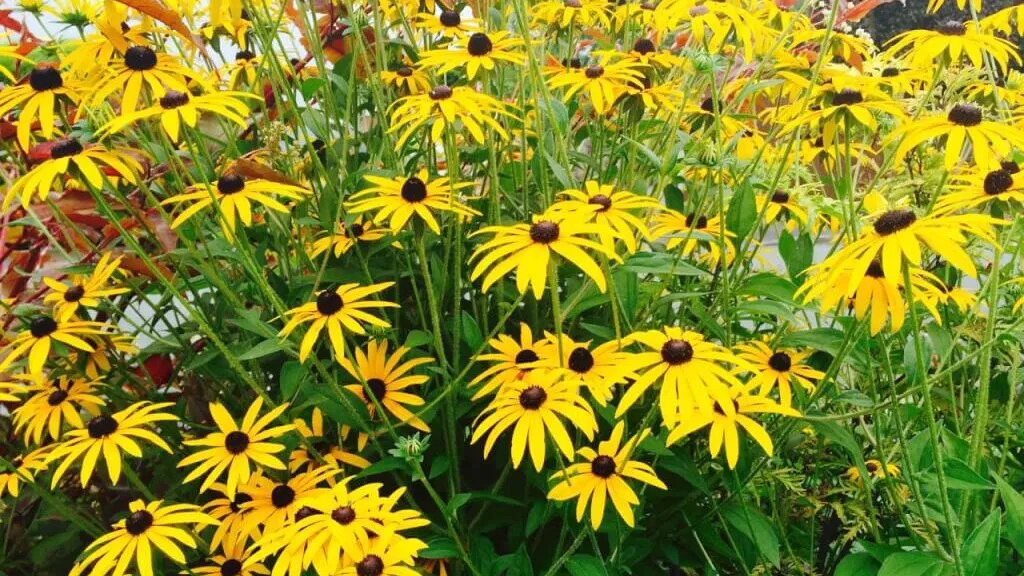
left=228, top=157, right=303, bottom=188
left=838, top=0, right=899, bottom=24
left=109, top=0, right=201, bottom=46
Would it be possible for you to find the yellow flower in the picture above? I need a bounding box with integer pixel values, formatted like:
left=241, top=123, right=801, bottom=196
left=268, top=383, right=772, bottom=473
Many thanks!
left=651, top=210, right=735, bottom=267
left=345, top=170, right=480, bottom=235
left=203, top=484, right=264, bottom=553
left=238, top=467, right=335, bottom=534
left=0, top=445, right=52, bottom=498
left=535, top=334, right=636, bottom=406
left=734, top=341, right=824, bottom=407
left=96, top=89, right=257, bottom=142
left=190, top=537, right=269, bottom=576
left=468, top=323, right=557, bottom=400
left=86, top=45, right=200, bottom=114
left=308, top=219, right=389, bottom=259
left=935, top=166, right=1024, bottom=214
left=547, top=421, right=666, bottom=529
left=0, top=65, right=78, bottom=150
left=417, top=31, right=523, bottom=79
left=413, top=9, right=480, bottom=37
left=884, top=21, right=1020, bottom=72
left=289, top=407, right=371, bottom=473
left=379, top=65, right=432, bottom=94
left=334, top=531, right=427, bottom=576
left=278, top=282, right=397, bottom=363
left=845, top=459, right=901, bottom=484
left=755, top=190, right=809, bottom=231
left=781, top=84, right=905, bottom=148
left=0, top=314, right=113, bottom=379
left=889, top=103, right=1024, bottom=169
left=42, top=253, right=129, bottom=321
left=547, top=57, right=645, bottom=115
left=389, top=85, right=513, bottom=148
left=12, top=376, right=105, bottom=444
left=549, top=181, right=660, bottom=254
left=532, top=0, right=611, bottom=29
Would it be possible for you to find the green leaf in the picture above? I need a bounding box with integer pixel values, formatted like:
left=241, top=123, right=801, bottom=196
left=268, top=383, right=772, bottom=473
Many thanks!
left=924, top=458, right=993, bottom=490
left=778, top=232, right=814, bottom=282
left=300, top=77, right=325, bottom=100
left=421, top=537, right=459, bottom=559
left=544, top=150, right=574, bottom=189
left=721, top=504, right=780, bottom=568
left=725, top=182, right=756, bottom=242
left=994, top=475, right=1024, bottom=555
left=878, top=552, right=951, bottom=576
left=664, top=185, right=685, bottom=212
left=960, top=510, right=1000, bottom=576
left=835, top=390, right=875, bottom=407
left=404, top=330, right=433, bottom=349
left=622, top=252, right=708, bottom=277
left=355, top=457, right=406, bottom=478
left=238, top=338, right=284, bottom=360
left=780, top=328, right=846, bottom=356
left=460, top=311, right=483, bottom=350
left=314, top=387, right=372, bottom=431
left=429, top=454, right=449, bottom=480
left=736, top=272, right=797, bottom=301
left=280, top=361, right=304, bottom=399
left=525, top=501, right=549, bottom=537
left=834, top=553, right=880, bottom=576
left=447, top=493, right=472, bottom=518
left=565, top=554, right=607, bottom=576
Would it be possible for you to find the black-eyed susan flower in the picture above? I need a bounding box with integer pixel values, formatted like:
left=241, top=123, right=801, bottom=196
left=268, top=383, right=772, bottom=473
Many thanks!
left=417, top=32, right=523, bottom=79
left=845, top=459, right=901, bottom=484
left=204, top=484, right=263, bottom=552
left=42, top=253, right=129, bottom=321
left=0, top=65, right=78, bottom=150
left=308, top=219, right=389, bottom=259
left=655, top=0, right=760, bottom=59
left=471, top=368, right=597, bottom=471
left=781, top=84, right=905, bottom=147
left=340, top=339, right=432, bottom=449
left=532, top=0, right=611, bottom=29
left=756, top=190, right=809, bottom=232
left=12, top=376, right=105, bottom=444
left=69, top=499, right=217, bottom=576
left=935, top=166, right=1024, bottom=214
left=239, top=466, right=335, bottom=534
left=616, top=38, right=683, bottom=69
left=335, top=530, right=427, bottom=576
left=0, top=445, right=52, bottom=498
left=547, top=57, right=645, bottom=115
left=469, top=323, right=557, bottom=400
left=87, top=45, right=199, bottom=113
left=389, top=85, right=513, bottom=148
left=278, top=282, right=397, bottom=363
left=666, top=387, right=800, bottom=469
left=190, top=537, right=269, bottom=576
left=345, top=170, right=480, bottom=235
left=890, top=103, right=1024, bottom=169
left=549, top=181, right=660, bottom=254
left=379, top=65, right=432, bottom=94
left=0, top=314, right=112, bottom=379
left=161, top=172, right=311, bottom=242
left=3, top=138, right=142, bottom=209
left=49, top=401, right=178, bottom=488
left=79, top=333, right=138, bottom=379
left=289, top=407, right=371, bottom=473
left=470, top=210, right=618, bottom=299
left=615, top=327, right=746, bottom=427
left=178, top=398, right=293, bottom=497
left=251, top=476, right=383, bottom=575
left=96, top=89, right=257, bottom=142
left=885, top=21, right=1019, bottom=72
left=225, top=49, right=260, bottom=88
left=734, top=341, right=824, bottom=407
left=536, top=334, right=635, bottom=406
left=651, top=210, right=735, bottom=267
left=413, top=9, right=480, bottom=37
left=547, top=421, right=666, bottom=529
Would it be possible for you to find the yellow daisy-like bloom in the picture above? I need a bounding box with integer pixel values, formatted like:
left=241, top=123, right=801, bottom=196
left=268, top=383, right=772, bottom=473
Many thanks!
left=935, top=165, right=1024, bottom=214
left=547, top=421, right=666, bottom=529
left=87, top=45, right=199, bottom=114
left=889, top=103, right=1024, bottom=170
left=0, top=42, right=32, bottom=84
left=80, top=333, right=138, bottom=379
left=799, top=135, right=876, bottom=172
left=651, top=210, right=735, bottom=267
left=389, top=85, right=513, bottom=148
left=884, top=20, right=1020, bottom=73
left=340, top=339, right=432, bottom=449
left=469, top=323, right=557, bottom=400
left=308, top=219, right=389, bottom=259
left=289, top=407, right=372, bottom=473
left=12, top=376, right=105, bottom=444
left=0, top=65, right=78, bottom=150
left=70, top=499, right=218, bottom=576
left=633, top=75, right=685, bottom=112
left=547, top=57, right=645, bottom=115
left=823, top=209, right=1001, bottom=296
left=614, top=327, right=747, bottom=427
left=781, top=84, right=905, bottom=148
left=224, top=49, right=260, bottom=89
left=178, top=398, right=293, bottom=497
left=845, top=459, right=902, bottom=484
left=0, top=314, right=112, bottom=379
left=417, top=31, right=523, bottom=79
left=3, top=138, right=142, bottom=210
left=667, top=387, right=800, bottom=469
left=734, top=341, right=824, bottom=407
left=190, top=537, right=269, bottom=576
left=413, top=9, right=480, bottom=37
left=549, top=181, right=660, bottom=254
left=927, top=0, right=980, bottom=14
left=345, top=170, right=480, bottom=235
left=615, top=39, right=683, bottom=69
left=251, top=477, right=384, bottom=576
left=42, top=253, right=129, bottom=321
left=471, top=368, right=598, bottom=471
left=49, top=401, right=178, bottom=488
left=335, top=530, right=427, bottom=576
left=536, top=334, right=635, bottom=406
left=239, top=467, right=335, bottom=535
left=161, top=172, right=311, bottom=242
left=982, top=3, right=1024, bottom=36
left=379, top=65, right=432, bottom=95
left=470, top=210, right=618, bottom=299
left=96, top=89, right=257, bottom=142
left=655, top=0, right=761, bottom=59
left=278, top=282, right=397, bottom=363
left=203, top=484, right=263, bottom=552
left=755, top=190, right=809, bottom=231
left=0, top=445, right=52, bottom=498
left=532, top=0, right=611, bottom=29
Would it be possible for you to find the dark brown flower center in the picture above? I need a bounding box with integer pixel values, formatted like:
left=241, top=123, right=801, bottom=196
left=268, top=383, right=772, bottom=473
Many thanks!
left=400, top=177, right=428, bottom=203
left=220, top=559, right=243, bottom=576
left=332, top=505, right=356, bottom=525
left=660, top=339, right=693, bottom=365
left=518, top=385, right=547, bottom=409
left=685, top=213, right=708, bottom=229
left=1001, top=161, right=1020, bottom=174
left=316, top=290, right=344, bottom=315
left=87, top=414, right=119, bottom=438
left=832, top=88, right=863, bottom=106
left=124, top=45, right=158, bottom=71
left=529, top=221, right=560, bottom=243
left=229, top=493, right=252, bottom=512
left=881, top=67, right=900, bottom=78
left=984, top=169, right=1013, bottom=195
left=224, top=431, right=250, bottom=454
left=771, top=191, right=789, bottom=204
left=347, top=222, right=365, bottom=237
left=294, top=505, right=319, bottom=521
left=366, top=378, right=387, bottom=402
left=158, top=90, right=190, bottom=109
left=47, top=389, right=68, bottom=406
left=689, top=5, right=710, bottom=16
left=947, top=103, right=982, bottom=127
left=217, top=174, right=245, bottom=194
left=50, top=138, right=83, bottom=159
left=235, top=50, right=256, bottom=61
left=396, top=66, right=413, bottom=77
left=124, top=510, right=154, bottom=535
left=567, top=347, right=595, bottom=374
left=588, top=194, right=612, bottom=212
left=271, top=484, right=295, bottom=508
left=514, top=349, right=539, bottom=365
left=872, top=209, right=916, bottom=236
left=633, top=38, right=655, bottom=55
left=430, top=85, right=453, bottom=100
left=64, top=285, right=85, bottom=302
left=866, top=461, right=879, bottom=472
left=30, top=316, right=58, bottom=338
left=865, top=260, right=885, bottom=278
left=584, top=65, right=605, bottom=79
left=29, top=66, right=63, bottom=91
left=590, top=455, right=616, bottom=478
left=439, top=10, right=461, bottom=26
left=937, top=20, right=966, bottom=36
left=357, top=555, right=385, bottom=576
left=467, top=33, right=493, bottom=57
left=768, top=352, right=791, bottom=372
left=700, top=97, right=720, bottom=113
